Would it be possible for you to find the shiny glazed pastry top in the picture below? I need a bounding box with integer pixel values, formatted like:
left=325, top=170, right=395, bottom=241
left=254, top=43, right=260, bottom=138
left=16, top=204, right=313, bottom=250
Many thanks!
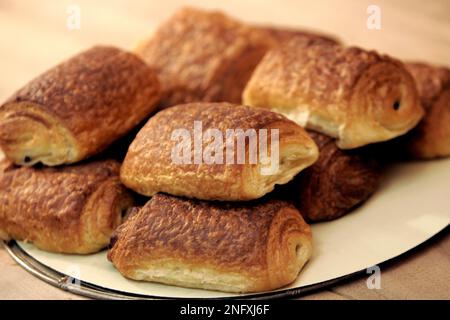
left=120, top=102, right=319, bottom=201
left=243, top=38, right=424, bottom=149
left=108, top=193, right=313, bottom=293
left=0, top=46, right=161, bottom=166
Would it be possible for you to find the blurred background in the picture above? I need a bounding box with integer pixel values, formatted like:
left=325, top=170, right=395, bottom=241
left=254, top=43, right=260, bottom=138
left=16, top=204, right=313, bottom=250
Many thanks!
left=0, top=0, right=449, bottom=102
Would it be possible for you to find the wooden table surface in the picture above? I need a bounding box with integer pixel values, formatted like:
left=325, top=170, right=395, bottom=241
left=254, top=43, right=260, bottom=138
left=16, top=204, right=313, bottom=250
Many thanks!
left=0, top=0, right=449, bottom=299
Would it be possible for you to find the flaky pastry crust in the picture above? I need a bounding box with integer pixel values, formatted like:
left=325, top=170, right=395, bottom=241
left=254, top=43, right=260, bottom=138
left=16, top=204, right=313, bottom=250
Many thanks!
left=133, top=7, right=274, bottom=108
left=403, top=63, right=450, bottom=158
left=0, top=46, right=160, bottom=166
left=292, top=131, right=381, bottom=221
left=0, top=160, right=134, bottom=254
left=108, top=193, right=312, bottom=293
left=243, top=38, right=424, bottom=149
left=120, top=102, right=319, bottom=201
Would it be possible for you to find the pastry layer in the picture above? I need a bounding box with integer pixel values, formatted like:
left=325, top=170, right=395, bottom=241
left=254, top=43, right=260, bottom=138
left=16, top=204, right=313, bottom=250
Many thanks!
left=120, top=102, right=319, bottom=201
left=0, top=46, right=160, bottom=166
left=292, top=131, right=381, bottom=221
left=0, top=160, right=134, bottom=254
left=133, top=7, right=274, bottom=108
left=403, top=62, right=450, bottom=158
left=108, top=194, right=312, bottom=293
left=243, top=38, right=424, bottom=149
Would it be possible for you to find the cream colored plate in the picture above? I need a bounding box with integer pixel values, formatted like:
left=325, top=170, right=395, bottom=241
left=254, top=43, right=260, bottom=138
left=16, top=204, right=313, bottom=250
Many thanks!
left=12, top=159, right=450, bottom=298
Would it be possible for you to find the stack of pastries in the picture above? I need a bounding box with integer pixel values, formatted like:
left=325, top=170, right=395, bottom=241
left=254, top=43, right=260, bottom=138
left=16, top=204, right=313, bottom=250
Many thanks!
left=0, top=7, right=448, bottom=294
left=0, top=45, right=162, bottom=253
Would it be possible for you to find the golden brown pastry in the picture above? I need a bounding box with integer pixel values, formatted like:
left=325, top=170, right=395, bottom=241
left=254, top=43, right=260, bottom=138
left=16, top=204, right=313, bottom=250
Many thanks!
left=120, top=102, right=319, bottom=201
left=402, top=63, right=450, bottom=158
left=108, top=193, right=312, bottom=293
left=133, top=7, right=274, bottom=109
left=243, top=38, right=424, bottom=149
left=0, top=46, right=160, bottom=166
left=290, top=131, right=381, bottom=222
left=0, top=160, right=134, bottom=254
left=261, top=25, right=340, bottom=45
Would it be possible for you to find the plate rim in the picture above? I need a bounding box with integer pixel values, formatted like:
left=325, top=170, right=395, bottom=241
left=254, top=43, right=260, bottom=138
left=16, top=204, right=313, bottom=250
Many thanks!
left=4, top=224, right=448, bottom=300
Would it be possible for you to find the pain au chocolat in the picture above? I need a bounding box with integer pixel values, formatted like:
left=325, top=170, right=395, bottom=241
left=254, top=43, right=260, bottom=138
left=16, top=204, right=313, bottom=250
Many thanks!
left=292, top=131, right=381, bottom=222
left=133, top=7, right=274, bottom=109
left=243, top=38, right=424, bottom=149
left=402, top=62, right=450, bottom=159
left=0, top=46, right=160, bottom=166
left=108, top=193, right=312, bottom=293
left=120, top=102, right=319, bottom=201
left=0, top=160, right=134, bottom=254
